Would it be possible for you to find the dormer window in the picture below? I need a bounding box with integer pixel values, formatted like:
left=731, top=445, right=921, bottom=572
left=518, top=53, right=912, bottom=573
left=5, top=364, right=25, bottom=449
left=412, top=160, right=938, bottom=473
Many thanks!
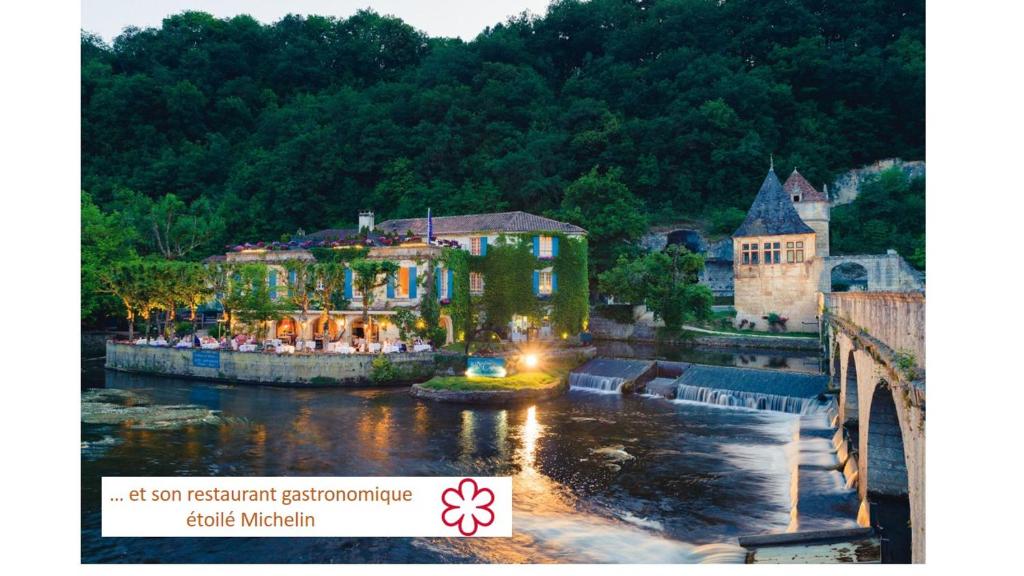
left=793, top=195, right=801, bottom=202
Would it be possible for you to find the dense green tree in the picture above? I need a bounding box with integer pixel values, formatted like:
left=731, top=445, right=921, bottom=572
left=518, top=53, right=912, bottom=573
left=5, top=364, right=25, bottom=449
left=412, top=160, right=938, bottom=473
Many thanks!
left=82, top=0, right=926, bottom=324
left=599, top=245, right=712, bottom=331
left=831, top=168, right=925, bottom=268
left=82, top=192, right=139, bottom=322
left=551, top=167, right=647, bottom=281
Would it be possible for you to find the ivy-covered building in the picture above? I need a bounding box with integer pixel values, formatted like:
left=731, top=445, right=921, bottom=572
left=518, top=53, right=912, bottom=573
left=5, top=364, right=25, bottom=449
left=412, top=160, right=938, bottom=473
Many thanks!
left=218, top=210, right=589, bottom=346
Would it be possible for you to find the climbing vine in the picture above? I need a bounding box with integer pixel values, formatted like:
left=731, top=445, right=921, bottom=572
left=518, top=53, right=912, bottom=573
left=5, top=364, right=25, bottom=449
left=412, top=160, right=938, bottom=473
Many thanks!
left=441, top=247, right=472, bottom=342
left=479, top=235, right=539, bottom=331
left=551, top=235, right=589, bottom=335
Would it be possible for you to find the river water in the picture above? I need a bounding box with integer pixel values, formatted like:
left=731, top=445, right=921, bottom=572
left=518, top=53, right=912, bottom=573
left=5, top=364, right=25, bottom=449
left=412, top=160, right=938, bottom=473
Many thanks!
left=82, top=367, right=835, bottom=563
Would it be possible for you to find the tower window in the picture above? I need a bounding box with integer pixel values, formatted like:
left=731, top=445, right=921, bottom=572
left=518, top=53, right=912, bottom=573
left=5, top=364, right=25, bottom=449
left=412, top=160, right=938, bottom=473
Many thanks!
left=793, top=195, right=801, bottom=202
left=786, top=241, right=805, bottom=263
left=741, top=243, right=759, bottom=265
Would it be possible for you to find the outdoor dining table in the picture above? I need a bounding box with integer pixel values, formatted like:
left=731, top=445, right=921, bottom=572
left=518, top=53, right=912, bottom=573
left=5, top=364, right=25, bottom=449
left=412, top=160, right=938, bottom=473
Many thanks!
left=381, top=344, right=400, bottom=354
left=276, top=344, right=295, bottom=354
left=413, top=344, right=432, bottom=352
left=201, top=342, right=221, bottom=350
left=238, top=343, right=257, bottom=352
left=368, top=343, right=382, bottom=353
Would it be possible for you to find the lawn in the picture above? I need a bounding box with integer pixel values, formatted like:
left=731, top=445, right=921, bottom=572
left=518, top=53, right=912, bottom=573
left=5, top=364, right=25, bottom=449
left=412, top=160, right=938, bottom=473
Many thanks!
left=419, top=369, right=567, bottom=392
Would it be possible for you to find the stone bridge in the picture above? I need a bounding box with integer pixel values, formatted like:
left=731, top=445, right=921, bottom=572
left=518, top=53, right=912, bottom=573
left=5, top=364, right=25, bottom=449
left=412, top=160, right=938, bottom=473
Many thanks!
left=821, top=291, right=925, bottom=563
left=821, top=250, right=925, bottom=293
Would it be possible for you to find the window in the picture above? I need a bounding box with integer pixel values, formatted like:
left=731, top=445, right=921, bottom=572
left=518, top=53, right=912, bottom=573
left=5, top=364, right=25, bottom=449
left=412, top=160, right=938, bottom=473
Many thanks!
left=396, top=267, right=410, bottom=298
left=741, top=243, right=760, bottom=265
left=538, top=236, right=554, bottom=258
left=772, top=242, right=781, bottom=264
left=763, top=242, right=771, bottom=264
left=470, top=237, right=483, bottom=256
left=470, top=272, right=484, bottom=294
left=793, top=195, right=801, bottom=202
left=538, top=271, right=553, bottom=295
left=786, top=240, right=805, bottom=263
left=439, top=269, right=449, bottom=298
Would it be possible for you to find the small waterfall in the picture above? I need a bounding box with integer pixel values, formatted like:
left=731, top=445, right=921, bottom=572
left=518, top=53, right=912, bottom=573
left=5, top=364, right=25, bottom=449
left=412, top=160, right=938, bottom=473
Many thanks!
left=674, top=383, right=821, bottom=414
left=569, top=372, right=626, bottom=392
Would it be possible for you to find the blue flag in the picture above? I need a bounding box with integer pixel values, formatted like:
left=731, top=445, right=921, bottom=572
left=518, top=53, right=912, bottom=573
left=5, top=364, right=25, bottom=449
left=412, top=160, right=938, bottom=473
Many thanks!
left=427, top=207, right=433, bottom=242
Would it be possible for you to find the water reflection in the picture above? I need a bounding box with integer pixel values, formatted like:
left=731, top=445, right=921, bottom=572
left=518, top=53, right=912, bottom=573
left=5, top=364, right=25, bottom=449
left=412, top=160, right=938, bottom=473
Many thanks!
left=82, top=371, right=848, bottom=563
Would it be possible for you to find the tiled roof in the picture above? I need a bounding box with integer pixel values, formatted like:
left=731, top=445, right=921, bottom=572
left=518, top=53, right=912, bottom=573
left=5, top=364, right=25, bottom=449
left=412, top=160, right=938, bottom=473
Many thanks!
left=783, top=169, right=827, bottom=202
left=376, top=211, right=587, bottom=236
left=733, top=169, right=815, bottom=237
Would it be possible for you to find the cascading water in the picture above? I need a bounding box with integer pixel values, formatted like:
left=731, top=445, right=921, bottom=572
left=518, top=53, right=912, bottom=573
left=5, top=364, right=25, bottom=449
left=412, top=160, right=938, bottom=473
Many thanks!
left=569, top=372, right=626, bottom=392
left=674, top=383, right=822, bottom=415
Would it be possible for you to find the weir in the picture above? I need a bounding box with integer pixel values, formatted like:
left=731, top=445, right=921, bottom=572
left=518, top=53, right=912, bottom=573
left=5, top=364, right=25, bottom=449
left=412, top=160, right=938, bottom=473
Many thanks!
left=568, top=358, right=656, bottom=392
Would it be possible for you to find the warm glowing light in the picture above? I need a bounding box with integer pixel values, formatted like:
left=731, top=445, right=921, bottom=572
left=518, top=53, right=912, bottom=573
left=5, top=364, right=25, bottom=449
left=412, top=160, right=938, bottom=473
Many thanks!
left=561, top=332, right=568, bottom=339
left=416, top=319, right=426, bottom=329
left=522, top=353, right=538, bottom=369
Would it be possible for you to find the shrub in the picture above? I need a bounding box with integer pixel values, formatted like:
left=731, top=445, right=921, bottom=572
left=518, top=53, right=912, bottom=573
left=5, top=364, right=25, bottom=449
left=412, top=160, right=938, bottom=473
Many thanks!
left=371, top=354, right=399, bottom=383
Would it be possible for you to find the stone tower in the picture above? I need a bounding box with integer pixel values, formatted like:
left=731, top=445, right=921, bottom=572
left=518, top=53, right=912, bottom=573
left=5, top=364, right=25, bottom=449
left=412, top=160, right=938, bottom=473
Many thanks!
left=783, top=169, right=830, bottom=257
left=732, top=168, right=823, bottom=332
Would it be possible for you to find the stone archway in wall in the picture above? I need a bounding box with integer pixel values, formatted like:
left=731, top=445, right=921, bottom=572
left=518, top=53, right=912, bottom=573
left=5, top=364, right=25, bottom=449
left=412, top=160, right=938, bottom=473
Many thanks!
left=440, top=315, right=454, bottom=345
left=831, top=262, right=869, bottom=292
left=865, top=380, right=912, bottom=564
left=276, top=317, right=298, bottom=342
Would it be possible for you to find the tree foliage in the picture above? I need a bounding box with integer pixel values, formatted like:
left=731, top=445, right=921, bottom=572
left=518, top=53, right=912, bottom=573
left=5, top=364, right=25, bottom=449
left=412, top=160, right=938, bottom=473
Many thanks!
left=599, top=245, right=712, bottom=331
left=82, top=0, right=924, bottom=254
left=831, top=168, right=926, bottom=268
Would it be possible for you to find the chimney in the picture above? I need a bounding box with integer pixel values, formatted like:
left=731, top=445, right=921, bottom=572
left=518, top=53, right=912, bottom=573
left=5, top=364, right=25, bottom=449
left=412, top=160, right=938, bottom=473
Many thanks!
left=358, top=211, right=375, bottom=233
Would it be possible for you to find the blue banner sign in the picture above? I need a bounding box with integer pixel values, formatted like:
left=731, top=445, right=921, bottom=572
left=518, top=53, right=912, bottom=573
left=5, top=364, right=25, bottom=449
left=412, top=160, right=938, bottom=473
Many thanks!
left=192, top=349, right=221, bottom=369
left=466, top=356, right=507, bottom=378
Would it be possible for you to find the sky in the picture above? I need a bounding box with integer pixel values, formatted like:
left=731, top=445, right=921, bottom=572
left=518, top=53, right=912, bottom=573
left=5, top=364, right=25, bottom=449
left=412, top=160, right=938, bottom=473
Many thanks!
left=82, top=0, right=554, bottom=42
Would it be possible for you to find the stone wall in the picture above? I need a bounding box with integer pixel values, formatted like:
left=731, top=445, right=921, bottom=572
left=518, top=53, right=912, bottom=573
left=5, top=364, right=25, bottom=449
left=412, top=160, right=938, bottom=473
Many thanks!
left=105, top=342, right=436, bottom=386
left=821, top=252, right=924, bottom=293
left=734, top=232, right=822, bottom=331
left=824, top=291, right=925, bottom=369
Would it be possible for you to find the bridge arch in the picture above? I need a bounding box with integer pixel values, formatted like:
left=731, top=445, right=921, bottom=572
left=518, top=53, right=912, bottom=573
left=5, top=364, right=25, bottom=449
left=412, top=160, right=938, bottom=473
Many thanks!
left=864, top=380, right=912, bottom=563
left=841, top=347, right=860, bottom=430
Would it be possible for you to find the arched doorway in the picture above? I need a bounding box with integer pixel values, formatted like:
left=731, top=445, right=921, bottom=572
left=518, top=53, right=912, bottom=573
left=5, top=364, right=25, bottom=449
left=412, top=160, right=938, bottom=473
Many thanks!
left=313, top=315, right=339, bottom=348
left=831, top=262, right=869, bottom=292
left=276, top=317, right=297, bottom=343
left=867, top=381, right=911, bottom=563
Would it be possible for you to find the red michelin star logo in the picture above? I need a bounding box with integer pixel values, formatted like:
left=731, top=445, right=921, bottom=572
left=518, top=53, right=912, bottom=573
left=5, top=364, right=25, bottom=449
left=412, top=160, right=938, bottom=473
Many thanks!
left=441, top=478, right=495, bottom=536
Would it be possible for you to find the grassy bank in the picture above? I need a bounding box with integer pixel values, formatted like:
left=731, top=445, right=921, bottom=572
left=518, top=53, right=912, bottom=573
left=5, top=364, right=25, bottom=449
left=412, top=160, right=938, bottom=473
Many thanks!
left=420, top=369, right=567, bottom=392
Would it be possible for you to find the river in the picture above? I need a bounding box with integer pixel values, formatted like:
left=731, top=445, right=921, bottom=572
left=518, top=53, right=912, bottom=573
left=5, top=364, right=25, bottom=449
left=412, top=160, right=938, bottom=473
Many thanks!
left=82, top=358, right=846, bottom=563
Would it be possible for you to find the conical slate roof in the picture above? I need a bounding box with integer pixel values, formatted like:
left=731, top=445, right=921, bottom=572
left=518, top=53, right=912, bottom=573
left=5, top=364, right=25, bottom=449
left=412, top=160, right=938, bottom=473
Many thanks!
left=783, top=169, right=827, bottom=202
left=733, top=169, right=815, bottom=237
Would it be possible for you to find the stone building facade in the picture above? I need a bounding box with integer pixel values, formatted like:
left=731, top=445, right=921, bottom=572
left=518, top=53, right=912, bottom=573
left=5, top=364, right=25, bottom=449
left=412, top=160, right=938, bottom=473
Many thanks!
left=733, top=168, right=825, bottom=331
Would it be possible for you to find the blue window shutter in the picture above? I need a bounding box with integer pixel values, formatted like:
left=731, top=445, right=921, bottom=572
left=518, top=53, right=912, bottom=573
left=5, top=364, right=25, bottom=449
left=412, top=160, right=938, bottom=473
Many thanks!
left=533, top=235, right=540, bottom=257
left=288, top=270, right=296, bottom=298
left=344, top=268, right=352, bottom=299
left=447, top=269, right=454, bottom=299
left=552, top=272, right=558, bottom=293
left=552, top=236, right=559, bottom=257
left=269, top=271, right=277, bottom=299
left=533, top=270, right=540, bottom=295
left=409, top=266, right=417, bottom=298
left=480, top=236, right=488, bottom=256
left=387, top=274, right=394, bottom=298
left=435, top=267, right=442, bottom=300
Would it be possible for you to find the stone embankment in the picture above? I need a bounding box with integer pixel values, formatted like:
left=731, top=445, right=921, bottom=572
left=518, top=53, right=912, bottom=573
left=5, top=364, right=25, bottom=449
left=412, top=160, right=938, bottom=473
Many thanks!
left=105, top=342, right=435, bottom=386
